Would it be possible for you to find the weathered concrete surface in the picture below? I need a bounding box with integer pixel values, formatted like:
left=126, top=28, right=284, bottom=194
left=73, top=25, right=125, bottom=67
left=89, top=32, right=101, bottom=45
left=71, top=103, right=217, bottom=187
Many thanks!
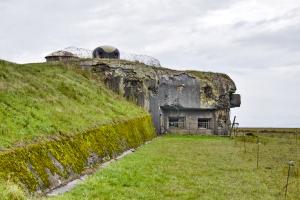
left=159, top=74, right=201, bottom=108
left=162, top=108, right=216, bottom=134
left=230, top=94, right=241, bottom=108
left=79, top=59, right=240, bottom=135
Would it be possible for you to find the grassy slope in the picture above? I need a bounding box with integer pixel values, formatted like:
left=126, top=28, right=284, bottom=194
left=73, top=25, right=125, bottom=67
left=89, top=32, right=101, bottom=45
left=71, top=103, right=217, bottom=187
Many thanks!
left=51, top=134, right=299, bottom=200
left=0, top=60, right=146, bottom=148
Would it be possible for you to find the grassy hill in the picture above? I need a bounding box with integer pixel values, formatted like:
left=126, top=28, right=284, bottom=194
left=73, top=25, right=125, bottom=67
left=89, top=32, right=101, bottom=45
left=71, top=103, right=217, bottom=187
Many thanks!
left=0, top=60, right=146, bottom=148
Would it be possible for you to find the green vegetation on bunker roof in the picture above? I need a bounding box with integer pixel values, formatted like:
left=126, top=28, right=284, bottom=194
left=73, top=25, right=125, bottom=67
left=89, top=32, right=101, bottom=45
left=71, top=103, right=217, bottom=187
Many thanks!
left=0, top=60, right=147, bottom=148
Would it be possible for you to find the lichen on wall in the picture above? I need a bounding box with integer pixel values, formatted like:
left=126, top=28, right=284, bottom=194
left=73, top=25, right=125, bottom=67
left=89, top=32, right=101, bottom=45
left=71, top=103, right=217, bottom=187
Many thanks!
left=187, top=70, right=236, bottom=109
left=0, top=116, right=155, bottom=193
left=86, top=59, right=236, bottom=110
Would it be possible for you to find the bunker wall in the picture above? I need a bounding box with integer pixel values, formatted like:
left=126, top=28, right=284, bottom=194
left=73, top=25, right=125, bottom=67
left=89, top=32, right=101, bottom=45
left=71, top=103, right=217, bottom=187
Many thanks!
left=0, top=116, right=155, bottom=193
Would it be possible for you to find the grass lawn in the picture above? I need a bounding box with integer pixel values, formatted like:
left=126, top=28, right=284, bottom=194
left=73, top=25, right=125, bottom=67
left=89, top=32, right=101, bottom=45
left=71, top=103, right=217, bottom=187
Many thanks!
left=50, top=134, right=300, bottom=200
left=0, top=60, right=145, bottom=148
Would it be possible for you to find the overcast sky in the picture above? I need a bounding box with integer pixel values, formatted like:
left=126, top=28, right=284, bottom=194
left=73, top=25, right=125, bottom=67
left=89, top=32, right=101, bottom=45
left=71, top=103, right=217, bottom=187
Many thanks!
left=1, top=0, right=300, bottom=127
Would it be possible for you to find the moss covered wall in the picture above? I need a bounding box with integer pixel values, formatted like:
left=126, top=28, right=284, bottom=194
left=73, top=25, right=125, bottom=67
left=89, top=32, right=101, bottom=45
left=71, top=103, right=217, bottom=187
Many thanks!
left=0, top=115, right=155, bottom=193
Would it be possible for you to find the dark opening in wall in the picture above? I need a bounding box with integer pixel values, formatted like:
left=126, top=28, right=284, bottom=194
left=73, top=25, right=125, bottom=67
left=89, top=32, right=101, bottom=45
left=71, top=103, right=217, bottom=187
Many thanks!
left=169, top=117, right=185, bottom=128
left=198, top=118, right=211, bottom=129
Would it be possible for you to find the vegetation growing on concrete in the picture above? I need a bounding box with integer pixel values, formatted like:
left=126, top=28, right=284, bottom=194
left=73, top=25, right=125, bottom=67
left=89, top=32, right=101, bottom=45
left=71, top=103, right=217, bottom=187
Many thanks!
left=187, top=70, right=236, bottom=108
left=0, top=116, right=155, bottom=193
left=83, top=59, right=238, bottom=134
left=0, top=60, right=146, bottom=148
left=86, top=59, right=237, bottom=110
left=50, top=133, right=299, bottom=200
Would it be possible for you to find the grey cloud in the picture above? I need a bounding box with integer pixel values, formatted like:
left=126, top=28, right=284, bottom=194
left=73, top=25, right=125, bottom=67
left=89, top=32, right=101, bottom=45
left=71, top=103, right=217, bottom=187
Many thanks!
left=236, top=24, right=300, bottom=52
left=0, top=0, right=300, bottom=127
left=233, top=7, right=300, bottom=29
left=0, top=0, right=239, bottom=62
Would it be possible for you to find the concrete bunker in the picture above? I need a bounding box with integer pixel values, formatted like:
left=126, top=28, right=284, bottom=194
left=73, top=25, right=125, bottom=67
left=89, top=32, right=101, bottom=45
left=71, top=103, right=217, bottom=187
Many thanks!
left=45, top=51, right=79, bottom=62
left=147, top=73, right=220, bottom=134
left=89, top=61, right=241, bottom=135
left=44, top=47, right=241, bottom=135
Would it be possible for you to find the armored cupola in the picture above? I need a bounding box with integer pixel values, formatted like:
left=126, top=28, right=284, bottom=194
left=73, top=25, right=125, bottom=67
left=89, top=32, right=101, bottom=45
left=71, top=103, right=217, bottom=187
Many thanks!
left=92, top=45, right=120, bottom=59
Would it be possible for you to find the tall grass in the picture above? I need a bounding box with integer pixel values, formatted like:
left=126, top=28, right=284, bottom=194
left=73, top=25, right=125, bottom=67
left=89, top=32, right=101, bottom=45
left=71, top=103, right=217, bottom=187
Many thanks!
left=0, top=61, right=146, bottom=148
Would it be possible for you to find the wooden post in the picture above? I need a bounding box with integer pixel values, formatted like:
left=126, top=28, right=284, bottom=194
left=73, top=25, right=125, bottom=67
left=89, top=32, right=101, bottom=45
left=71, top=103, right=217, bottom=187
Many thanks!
left=243, top=133, right=246, bottom=153
left=256, top=136, right=260, bottom=169
left=285, top=161, right=295, bottom=199
left=230, top=116, right=236, bottom=137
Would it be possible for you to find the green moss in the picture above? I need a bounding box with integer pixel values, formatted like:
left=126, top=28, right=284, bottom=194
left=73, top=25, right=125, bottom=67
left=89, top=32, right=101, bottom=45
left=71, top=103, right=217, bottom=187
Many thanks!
left=0, top=116, right=155, bottom=193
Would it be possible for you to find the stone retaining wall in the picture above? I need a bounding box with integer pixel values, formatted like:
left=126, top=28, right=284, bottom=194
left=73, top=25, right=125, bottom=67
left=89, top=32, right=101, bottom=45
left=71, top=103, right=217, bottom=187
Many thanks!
left=0, top=115, right=155, bottom=193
